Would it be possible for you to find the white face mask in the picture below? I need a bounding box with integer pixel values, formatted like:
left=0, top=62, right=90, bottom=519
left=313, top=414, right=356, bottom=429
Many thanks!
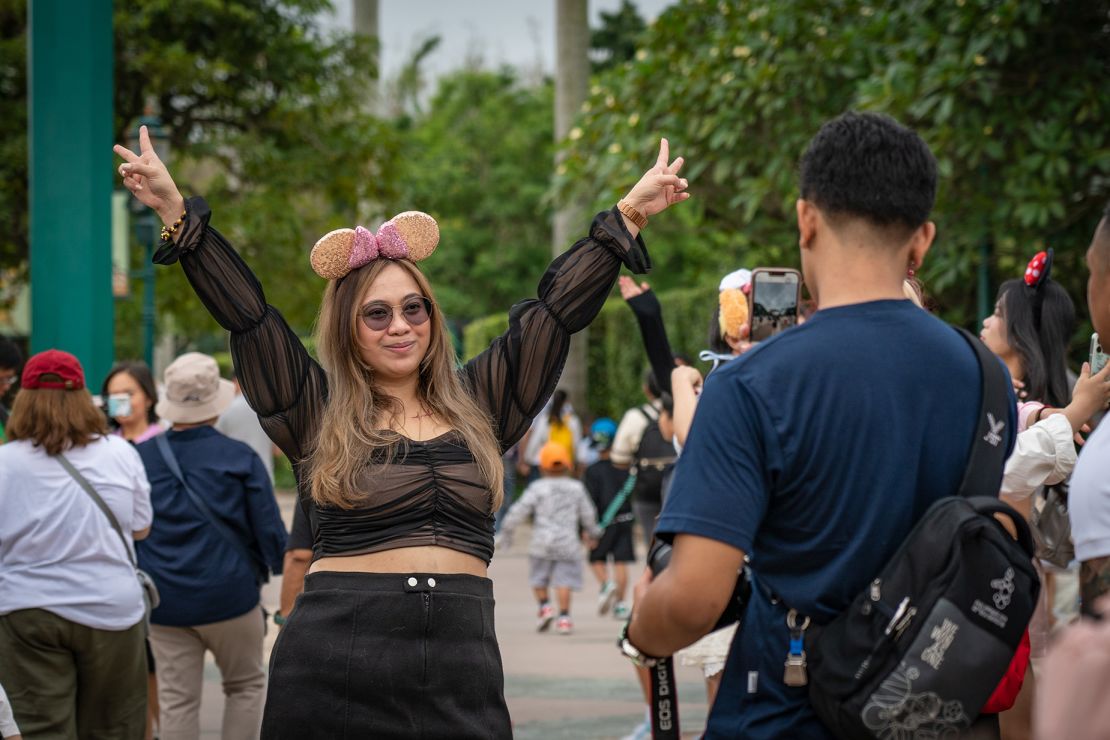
left=107, top=394, right=132, bottom=419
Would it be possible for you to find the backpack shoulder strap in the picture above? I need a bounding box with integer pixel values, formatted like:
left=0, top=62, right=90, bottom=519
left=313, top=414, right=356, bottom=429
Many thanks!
left=951, top=327, right=1012, bottom=499
left=55, top=453, right=137, bottom=568
left=154, top=434, right=268, bottom=582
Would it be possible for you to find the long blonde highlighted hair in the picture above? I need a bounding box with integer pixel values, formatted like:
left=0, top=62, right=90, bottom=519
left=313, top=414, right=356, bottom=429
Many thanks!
left=308, top=259, right=505, bottom=510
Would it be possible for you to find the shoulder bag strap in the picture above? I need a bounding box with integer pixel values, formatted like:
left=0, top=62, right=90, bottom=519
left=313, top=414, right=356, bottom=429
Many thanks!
left=951, top=327, right=1013, bottom=499
left=154, top=434, right=268, bottom=582
left=55, top=453, right=137, bottom=569
left=598, top=472, right=638, bottom=530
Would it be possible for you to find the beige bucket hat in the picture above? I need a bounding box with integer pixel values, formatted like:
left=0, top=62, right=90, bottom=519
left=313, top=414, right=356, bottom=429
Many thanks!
left=155, top=352, right=236, bottom=424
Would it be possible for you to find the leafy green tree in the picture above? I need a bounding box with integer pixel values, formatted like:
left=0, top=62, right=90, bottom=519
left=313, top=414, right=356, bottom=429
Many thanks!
left=0, top=0, right=28, bottom=291
left=0, top=0, right=401, bottom=351
left=387, top=68, right=554, bottom=322
left=559, top=0, right=1110, bottom=348
left=590, top=0, right=648, bottom=72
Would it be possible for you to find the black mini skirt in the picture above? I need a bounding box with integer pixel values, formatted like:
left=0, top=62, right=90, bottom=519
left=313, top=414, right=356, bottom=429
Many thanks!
left=261, top=571, right=511, bottom=739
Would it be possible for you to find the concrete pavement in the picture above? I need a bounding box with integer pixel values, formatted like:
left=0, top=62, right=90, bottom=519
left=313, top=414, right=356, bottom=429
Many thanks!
left=193, top=491, right=711, bottom=738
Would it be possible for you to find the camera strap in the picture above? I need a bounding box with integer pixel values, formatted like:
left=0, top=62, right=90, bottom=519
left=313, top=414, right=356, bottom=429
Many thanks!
left=650, top=656, right=680, bottom=740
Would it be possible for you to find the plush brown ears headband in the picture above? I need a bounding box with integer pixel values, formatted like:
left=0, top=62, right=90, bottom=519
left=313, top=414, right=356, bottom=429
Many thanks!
left=310, top=211, right=440, bottom=280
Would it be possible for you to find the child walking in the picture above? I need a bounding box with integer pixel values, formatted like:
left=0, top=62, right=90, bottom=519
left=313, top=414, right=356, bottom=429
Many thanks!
left=498, top=442, right=599, bottom=635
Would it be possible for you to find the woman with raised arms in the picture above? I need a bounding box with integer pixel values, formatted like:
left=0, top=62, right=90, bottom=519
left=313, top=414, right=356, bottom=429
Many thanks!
left=114, top=129, right=688, bottom=738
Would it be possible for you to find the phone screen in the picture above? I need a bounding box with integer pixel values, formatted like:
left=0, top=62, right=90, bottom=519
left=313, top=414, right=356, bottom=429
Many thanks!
left=750, top=269, right=800, bottom=342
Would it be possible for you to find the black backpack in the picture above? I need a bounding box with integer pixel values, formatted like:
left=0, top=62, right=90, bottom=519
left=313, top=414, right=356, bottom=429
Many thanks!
left=801, top=328, right=1039, bottom=739
left=631, top=405, right=676, bottom=506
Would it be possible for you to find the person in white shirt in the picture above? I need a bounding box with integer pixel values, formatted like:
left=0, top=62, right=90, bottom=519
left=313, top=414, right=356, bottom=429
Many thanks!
left=0, top=681, right=20, bottom=740
left=1070, top=204, right=1110, bottom=616
left=0, top=350, right=153, bottom=738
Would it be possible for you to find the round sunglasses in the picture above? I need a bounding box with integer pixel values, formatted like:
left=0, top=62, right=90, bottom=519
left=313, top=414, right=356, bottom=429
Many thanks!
left=359, top=296, right=434, bottom=332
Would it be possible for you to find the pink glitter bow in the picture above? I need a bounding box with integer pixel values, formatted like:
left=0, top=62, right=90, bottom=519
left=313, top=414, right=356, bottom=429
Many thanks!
left=348, top=222, right=410, bottom=271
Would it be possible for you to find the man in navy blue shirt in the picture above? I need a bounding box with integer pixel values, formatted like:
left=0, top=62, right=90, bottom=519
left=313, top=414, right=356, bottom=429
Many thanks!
left=626, top=112, right=1016, bottom=738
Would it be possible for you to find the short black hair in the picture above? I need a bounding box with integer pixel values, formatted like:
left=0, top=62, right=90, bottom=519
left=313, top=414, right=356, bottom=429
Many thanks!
left=643, top=370, right=661, bottom=399
left=0, top=336, right=22, bottom=371
left=800, top=111, right=937, bottom=234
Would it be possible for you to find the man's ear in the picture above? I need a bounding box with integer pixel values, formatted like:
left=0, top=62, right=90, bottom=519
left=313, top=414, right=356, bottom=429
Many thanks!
left=907, top=220, right=937, bottom=270
left=797, top=198, right=819, bottom=251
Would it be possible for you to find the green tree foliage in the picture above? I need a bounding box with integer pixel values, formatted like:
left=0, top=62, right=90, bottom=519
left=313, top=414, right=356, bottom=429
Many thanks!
left=0, top=0, right=401, bottom=349
left=0, top=0, right=28, bottom=289
left=590, top=0, right=647, bottom=72
left=559, top=0, right=1110, bottom=346
left=387, top=68, right=554, bottom=322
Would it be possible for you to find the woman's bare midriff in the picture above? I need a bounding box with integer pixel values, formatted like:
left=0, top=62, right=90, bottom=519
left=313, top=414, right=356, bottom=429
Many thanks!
left=309, top=545, right=488, bottom=577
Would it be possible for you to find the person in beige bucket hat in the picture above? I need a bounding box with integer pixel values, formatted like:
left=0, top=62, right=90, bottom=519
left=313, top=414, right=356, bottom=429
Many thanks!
left=155, top=353, right=236, bottom=425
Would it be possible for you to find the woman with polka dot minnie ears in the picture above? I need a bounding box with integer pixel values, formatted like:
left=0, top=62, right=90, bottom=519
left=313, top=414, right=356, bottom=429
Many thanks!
left=981, top=248, right=1076, bottom=410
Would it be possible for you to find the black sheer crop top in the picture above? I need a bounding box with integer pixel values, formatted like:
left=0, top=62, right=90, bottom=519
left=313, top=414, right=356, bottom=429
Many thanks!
left=154, top=197, right=650, bottom=565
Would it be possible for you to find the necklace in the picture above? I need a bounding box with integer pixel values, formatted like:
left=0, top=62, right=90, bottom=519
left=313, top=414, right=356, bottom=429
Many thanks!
left=396, top=404, right=436, bottom=439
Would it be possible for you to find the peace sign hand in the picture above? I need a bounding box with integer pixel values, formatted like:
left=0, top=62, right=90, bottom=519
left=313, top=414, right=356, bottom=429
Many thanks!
left=621, top=138, right=690, bottom=222
left=113, top=125, right=186, bottom=230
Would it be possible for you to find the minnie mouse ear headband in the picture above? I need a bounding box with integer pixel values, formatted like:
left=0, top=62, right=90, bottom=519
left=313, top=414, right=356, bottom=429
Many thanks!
left=1024, top=248, right=1053, bottom=289
left=718, top=268, right=751, bottom=339
left=1023, top=248, right=1054, bottom=329
left=310, top=211, right=440, bottom=280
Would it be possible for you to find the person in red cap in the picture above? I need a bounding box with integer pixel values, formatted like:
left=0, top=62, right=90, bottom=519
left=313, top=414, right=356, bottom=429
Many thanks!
left=0, top=349, right=152, bottom=738
left=497, top=441, right=600, bottom=635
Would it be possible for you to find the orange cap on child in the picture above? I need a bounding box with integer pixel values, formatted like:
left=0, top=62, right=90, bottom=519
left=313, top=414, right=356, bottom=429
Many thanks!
left=538, top=442, right=571, bottom=472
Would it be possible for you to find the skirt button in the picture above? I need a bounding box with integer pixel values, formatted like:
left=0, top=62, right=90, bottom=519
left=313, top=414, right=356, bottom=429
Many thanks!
left=407, top=577, right=418, bottom=587
left=427, top=577, right=437, bottom=588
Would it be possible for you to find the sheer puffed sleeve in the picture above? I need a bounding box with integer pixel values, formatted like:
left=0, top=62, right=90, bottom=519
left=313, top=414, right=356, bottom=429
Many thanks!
left=153, top=197, right=327, bottom=465
left=461, top=207, right=651, bottom=451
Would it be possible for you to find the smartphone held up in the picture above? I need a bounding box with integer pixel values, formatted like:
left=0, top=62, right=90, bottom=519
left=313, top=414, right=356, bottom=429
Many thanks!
left=749, top=268, right=802, bottom=342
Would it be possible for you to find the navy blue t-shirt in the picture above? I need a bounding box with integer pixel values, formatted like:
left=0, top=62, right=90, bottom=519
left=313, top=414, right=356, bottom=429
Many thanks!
left=655, top=299, right=1016, bottom=739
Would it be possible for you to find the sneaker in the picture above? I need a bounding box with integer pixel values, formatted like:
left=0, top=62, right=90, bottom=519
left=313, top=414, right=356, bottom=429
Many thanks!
left=613, top=601, right=631, bottom=620
left=556, top=615, right=573, bottom=635
left=597, top=581, right=618, bottom=615
left=537, top=603, right=555, bottom=632
left=620, top=711, right=652, bottom=740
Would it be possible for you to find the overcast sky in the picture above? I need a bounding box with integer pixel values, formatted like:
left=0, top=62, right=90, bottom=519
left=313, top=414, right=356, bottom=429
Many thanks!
left=322, top=1, right=673, bottom=81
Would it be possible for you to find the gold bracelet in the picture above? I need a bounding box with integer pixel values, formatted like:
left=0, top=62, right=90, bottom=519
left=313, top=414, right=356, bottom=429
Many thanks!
left=617, top=199, right=648, bottom=230
left=160, top=209, right=187, bottom=242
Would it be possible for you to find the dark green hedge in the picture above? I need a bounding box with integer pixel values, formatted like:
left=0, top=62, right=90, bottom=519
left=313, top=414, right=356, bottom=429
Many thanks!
left=463, top=285, right=718, bottom=419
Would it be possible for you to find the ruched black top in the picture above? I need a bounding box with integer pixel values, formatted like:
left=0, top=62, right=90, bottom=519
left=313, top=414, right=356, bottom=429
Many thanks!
left=155, top=197, right=650, bottom=564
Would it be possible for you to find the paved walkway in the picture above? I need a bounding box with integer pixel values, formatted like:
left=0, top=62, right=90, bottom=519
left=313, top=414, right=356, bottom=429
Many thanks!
left=194, top=491, right=711, bottom=738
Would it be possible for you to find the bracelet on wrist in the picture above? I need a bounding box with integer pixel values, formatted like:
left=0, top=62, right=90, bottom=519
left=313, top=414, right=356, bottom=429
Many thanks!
left=617, top=199, right=648, bottom=230
left=618, top=620, right=661, bottom=668
left=273, top=610, right=287, bottom=626
left=160, top=208, right=187, bottom=242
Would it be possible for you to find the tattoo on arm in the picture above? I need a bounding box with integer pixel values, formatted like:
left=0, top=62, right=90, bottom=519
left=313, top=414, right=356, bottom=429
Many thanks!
left=1080, top=556, right=1110, bottom=616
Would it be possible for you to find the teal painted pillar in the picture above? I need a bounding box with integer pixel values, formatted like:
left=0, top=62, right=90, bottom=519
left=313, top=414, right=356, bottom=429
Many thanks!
left=28, top=0, right=114, bottom=385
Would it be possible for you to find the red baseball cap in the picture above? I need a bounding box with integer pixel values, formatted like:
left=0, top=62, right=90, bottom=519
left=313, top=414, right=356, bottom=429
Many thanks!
left=21, top=349, right=86, bottom=390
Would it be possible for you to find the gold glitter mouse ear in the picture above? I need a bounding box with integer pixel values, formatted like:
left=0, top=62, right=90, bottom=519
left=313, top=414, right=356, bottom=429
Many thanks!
left=310, top=228, right=358, bottom=280
left=388, top=211, right=440, bottom=262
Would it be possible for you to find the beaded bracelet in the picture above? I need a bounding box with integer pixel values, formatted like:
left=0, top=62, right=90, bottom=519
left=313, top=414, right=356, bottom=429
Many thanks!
left=160, top=209, right=187, bottom=242
left=617, top=199, right=648, bottom=230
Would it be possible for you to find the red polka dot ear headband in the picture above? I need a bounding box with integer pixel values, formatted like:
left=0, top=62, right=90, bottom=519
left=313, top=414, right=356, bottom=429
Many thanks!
left=1023, top=248, right=1053, bottom=289
left=1023, top=247, right=1054, bottom=329
left=310, top=211, right=440, bottom=280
